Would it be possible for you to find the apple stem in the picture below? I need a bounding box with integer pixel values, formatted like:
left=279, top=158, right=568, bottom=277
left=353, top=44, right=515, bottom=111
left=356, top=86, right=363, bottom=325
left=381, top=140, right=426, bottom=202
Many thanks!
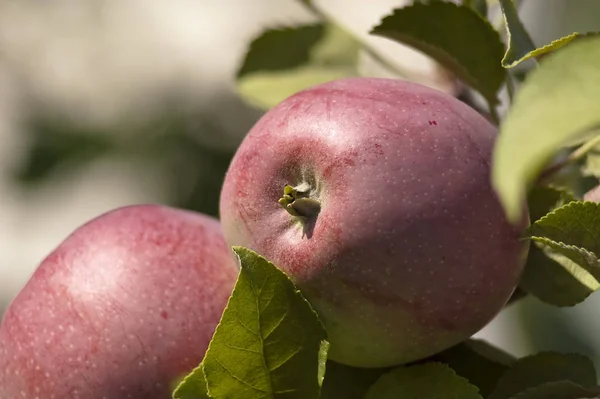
left=278, top=184, right=321, bottom=219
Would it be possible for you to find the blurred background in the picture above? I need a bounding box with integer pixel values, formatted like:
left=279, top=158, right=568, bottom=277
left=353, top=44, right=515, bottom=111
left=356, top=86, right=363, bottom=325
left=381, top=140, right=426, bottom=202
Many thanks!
left=1, top=0, right=600, bottom=373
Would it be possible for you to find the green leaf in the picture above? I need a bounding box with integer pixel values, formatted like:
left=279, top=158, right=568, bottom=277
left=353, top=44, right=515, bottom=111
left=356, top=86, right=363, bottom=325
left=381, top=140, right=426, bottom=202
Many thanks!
left=527, top=185, right=577, bottom=223
left=464, top=0, right=488, bottom=18
left=237, top=24, right=320, bottom=77
left=502, top=30, right=600, bottom=69
left=504, top=33, right=576, bottom=68
left=491, top=36, right=600, bottom=223
left=519, top=243, right=599, bottom=307
left=320, top=361, right=389, bottom=399
left=530, top=237, right=600, bottom=282
left=370, top=1, right=505, bottom=109
left=521, top=201, right=600, bottom=305
left=517, top=176, right=579, bottom=308
left=236, top=23, right=360, bottom=109
left=488, top=352, right=598, bottom=399
left=527, top=202, right=600, bottom=264
left=365, top=362, right=483, bottom=399
left=15, top=116, right=115, bottom=184
left=172, top=364, right=210, bottom=399
left=498, top=0, right=537, bottom=68
left=509, top=381, right=600, bottom=399
left=201, top=247, right=328, bottom=399
left=431, top=339, right=515, bottom=398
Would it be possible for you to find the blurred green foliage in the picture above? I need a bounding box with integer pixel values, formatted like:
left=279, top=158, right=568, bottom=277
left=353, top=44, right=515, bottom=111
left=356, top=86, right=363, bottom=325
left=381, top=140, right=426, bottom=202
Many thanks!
left=12, top=106, right=237, bottom=217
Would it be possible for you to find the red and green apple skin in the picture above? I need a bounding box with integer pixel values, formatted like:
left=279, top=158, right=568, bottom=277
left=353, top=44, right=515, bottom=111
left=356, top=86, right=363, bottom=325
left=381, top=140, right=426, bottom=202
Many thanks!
left=219, top=77, right=528, bottom=368
left=0, top=204, right=239, bottom=398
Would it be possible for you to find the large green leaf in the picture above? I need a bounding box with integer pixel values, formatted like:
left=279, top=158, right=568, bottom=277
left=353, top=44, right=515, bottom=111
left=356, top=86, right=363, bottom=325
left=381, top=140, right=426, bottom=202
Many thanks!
left=527, top=202, right=600, bottom=264
left=236, top=23, right=360, bottom=109
left=492, top=36, right=600, bottom=223
left=520, top=243, right=599, bottom=307
left=201, top=247, right=328, bottom=399
left=520, top=201, right=600, bottom=306
left=365, top=362, right=482, bottom=399
left=532, top=238, right=600, bottom=282
left=370, top=1, right=505, bottom=109
left=488, top=352, right=597, bottom=399
left=517, top=185, right=576, bottom=307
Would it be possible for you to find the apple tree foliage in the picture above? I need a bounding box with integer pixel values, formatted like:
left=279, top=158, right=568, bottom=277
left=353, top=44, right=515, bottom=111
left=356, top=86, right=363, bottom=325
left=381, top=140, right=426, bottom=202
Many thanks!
left=173, top=1, right=600, bottom=398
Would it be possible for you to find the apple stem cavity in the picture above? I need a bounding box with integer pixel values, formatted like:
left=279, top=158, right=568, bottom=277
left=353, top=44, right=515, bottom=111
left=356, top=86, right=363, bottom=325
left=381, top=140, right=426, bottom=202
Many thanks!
left=278, top=184, right=321, bottom=219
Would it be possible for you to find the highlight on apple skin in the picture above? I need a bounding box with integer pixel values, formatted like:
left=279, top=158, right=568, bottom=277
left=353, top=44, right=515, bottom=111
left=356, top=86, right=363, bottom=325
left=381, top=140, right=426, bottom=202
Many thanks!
left=219, top=77, right=528, bottom=368
left=0, top=204, right=239, bottom=399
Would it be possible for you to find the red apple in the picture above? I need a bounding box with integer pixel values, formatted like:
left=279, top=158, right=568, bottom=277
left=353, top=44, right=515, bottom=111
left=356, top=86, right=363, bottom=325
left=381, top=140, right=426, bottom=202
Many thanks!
left=0, top=205, right=239, bottom=398
left=219, top=77, right=527, bottom=368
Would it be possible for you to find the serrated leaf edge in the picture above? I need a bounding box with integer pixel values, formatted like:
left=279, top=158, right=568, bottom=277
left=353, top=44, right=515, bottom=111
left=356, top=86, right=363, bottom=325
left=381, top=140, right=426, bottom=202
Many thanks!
left=530, top=236, right=600, bottom=282
left=520, top=243, right=597, bottom=307
left=507, top=33, right=579, bottom=68
left=232, top=246, right=327, bottom=333
left=521, top=282, right=594, bottom=308
left=370, top=362, right=483, bottom=398
left=236, top=23, right=324, bottom=78
left=172, top=363, right=209, bottom=399
left=430, top=362, right=484, bottom=396
left=526, top=200, right=599, bottom=236
left=498, top=0, right=537, bottom=68
left=199, top=246, right=328, bottom=397
left=505, top=32, right=600, bottom=69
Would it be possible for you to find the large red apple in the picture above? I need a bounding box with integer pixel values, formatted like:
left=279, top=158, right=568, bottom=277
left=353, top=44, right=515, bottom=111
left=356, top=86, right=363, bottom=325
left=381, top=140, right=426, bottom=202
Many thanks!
left=0, top=205, right=239, bottom=398
left=219, top=77, right=527, bottom=368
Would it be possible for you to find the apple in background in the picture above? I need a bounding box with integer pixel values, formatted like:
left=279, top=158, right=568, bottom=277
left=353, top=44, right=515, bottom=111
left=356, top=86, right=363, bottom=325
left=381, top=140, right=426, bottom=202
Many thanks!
left=0, top=205, right=239, bottom=399
left=220, top=77, right=528, bottom=368
left=584, top=185, right=600, bottom=202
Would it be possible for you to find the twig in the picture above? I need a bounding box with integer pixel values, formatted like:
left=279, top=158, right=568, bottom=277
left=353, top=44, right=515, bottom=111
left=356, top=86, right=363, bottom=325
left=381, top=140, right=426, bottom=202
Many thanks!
left=300, top=0, right=416, bottom=79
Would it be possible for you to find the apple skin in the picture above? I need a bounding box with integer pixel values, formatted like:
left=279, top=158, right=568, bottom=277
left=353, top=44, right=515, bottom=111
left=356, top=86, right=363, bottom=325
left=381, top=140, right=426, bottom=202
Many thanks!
left=584, top=185, right=600, bottom=202
left=219, top=77, right=528, bottom=368
left=0, top=205, right=239, bottom=398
